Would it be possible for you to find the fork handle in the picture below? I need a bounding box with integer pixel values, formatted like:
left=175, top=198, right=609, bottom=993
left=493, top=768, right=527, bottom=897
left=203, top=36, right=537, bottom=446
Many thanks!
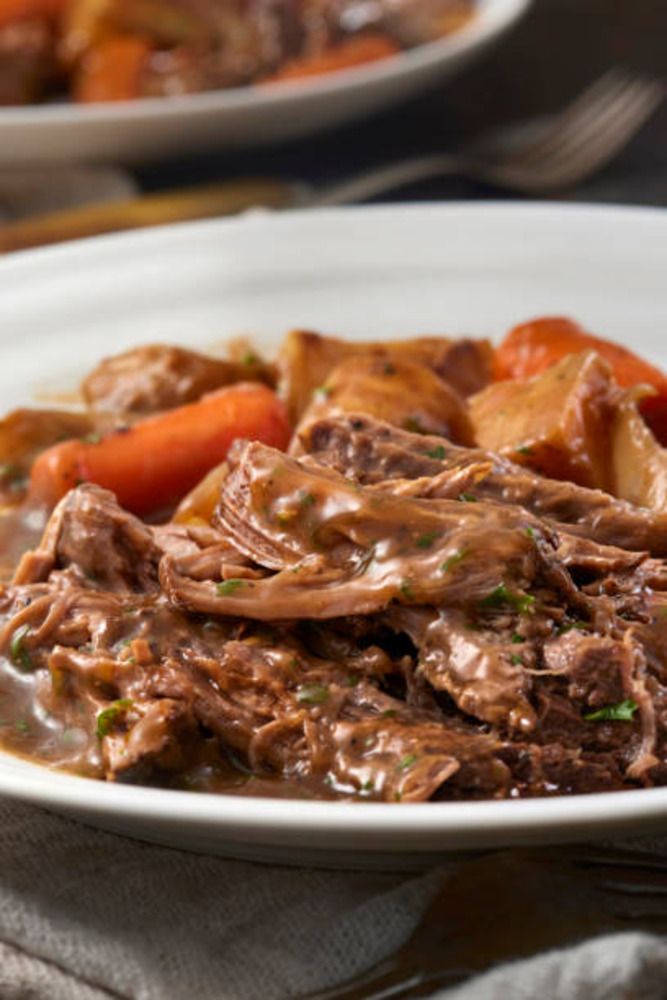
left=311, top=154, right=466, bottom=207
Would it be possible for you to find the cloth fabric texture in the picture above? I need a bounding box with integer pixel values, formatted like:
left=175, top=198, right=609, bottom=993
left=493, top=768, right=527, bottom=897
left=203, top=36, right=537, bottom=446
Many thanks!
left=0, top=797, right=665, bottom=1000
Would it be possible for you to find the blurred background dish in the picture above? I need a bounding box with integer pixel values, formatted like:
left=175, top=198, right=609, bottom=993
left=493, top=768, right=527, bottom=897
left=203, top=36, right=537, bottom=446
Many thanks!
left=0, top=0, right=530, bottom=165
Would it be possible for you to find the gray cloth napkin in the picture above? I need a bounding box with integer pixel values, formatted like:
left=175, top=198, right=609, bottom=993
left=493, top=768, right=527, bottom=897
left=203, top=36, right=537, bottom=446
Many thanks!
left=1, top=797, right=666, bottom=1000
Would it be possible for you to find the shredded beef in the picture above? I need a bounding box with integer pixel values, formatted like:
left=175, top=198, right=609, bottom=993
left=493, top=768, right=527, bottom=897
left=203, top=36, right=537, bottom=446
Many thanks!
left=2, top=422, right=667, bottom=802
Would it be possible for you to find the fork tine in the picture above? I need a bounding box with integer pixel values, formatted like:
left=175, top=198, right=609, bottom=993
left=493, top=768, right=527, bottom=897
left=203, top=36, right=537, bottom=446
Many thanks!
left=530, top=76, right=665, bottom=171
left=502, top=69, right=636, bottom=166
left=495, top=77, right=664, bottom=191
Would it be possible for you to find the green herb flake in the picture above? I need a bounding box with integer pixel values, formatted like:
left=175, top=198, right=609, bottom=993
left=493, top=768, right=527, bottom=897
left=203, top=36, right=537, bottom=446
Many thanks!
left=314, top=384, right=332, bottom=401
left=404, top=416, right=425, bottom=434
left=15, top=719, right=29, bottom=734
left=556, top=620, right=588, bottom=636
left=382, top=709, right=398, bottom=719
left=525, top=527, right=536, bottom=539
left=216, top=578, right=245, bottom=597
left=343, top=674, right=361, bottom=687
left=9, top=624, right=31, bottom=671
left=516, top=445, right=534, bottom=456
left=584, top=699, right=638, bottom=723
left=399, top=579, right=415, bottom=600
left=458, top=492, right=477, bottom=503
left=296, top=683, right=329, bottom=706
left=361, top=779, right=374, bottom=792
left=425, top=445, right=446, bottom=460
left=398, top=753, right=417, bottom=771
left=0, top=463, right=23, bottom=484
left=394, top=791, right=403, bottom=802
left=96, top=699, right=133, bottom=739
left=441, top=549, right=467, bottom=574
left=82, top=432, right=103, bottom=445
left=510, top=654, right=523, bottom=666
left=415, top=531, right=438, bottom=549
left=300, top=491, right=316, bottom=507
left=242, top=351, right=259, bottom=366
left=511, top=633, right=524, bottom=644
left=480, top=583, right=535, bottom=614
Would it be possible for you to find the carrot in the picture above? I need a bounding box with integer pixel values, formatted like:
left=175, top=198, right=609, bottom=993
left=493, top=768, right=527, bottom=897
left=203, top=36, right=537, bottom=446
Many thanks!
left=29, top=383, right=291, bottom=516
left=0, top=0, right=64, bottom=27
left=495, top=317, right=667, bottom=444
left=74, top=33, right=152, bottom=102
left=263, top=34, right=400, bottom=84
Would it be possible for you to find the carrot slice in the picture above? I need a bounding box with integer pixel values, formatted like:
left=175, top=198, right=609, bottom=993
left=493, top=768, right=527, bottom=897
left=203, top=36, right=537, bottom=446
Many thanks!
left=495, top=317, right=667, bottom=443
left=29, top=383, right=291, bottom=516
left=0, top=0, right=64, bottom=27
left=74, top=33, right=152, bottom=102
left=263, top=35, right=400, bottom=84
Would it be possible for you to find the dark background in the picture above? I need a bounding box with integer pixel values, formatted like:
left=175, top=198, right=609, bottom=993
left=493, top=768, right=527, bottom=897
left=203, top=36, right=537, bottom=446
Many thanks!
left=138, top=0, right=667, bottom=207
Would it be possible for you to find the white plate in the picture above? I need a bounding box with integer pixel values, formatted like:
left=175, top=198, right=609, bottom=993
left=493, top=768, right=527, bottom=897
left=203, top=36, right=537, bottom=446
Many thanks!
left=1, top=202, right=667, bottom=868
left=0, top=0, right=530, bottom=166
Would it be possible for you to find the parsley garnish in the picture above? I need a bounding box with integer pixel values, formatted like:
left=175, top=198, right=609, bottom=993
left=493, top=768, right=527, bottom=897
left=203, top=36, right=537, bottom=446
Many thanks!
left=398, top=753, right=417, bottom=771
left=404, top=416, right=425, bottom=434
left=510, top=654, right=523, bottom=665
left=480, top=584, right=535, bottom=614
left=441, top=549, right=467, bottom=573
left=516, top=445, right=533, bottom=456
left=300, top=491, right=316, bottom=507
left=296, top=683, right=329, bottom=705
left=242, top=351, right=259, bottom=365
left=416, top=532, right=438, bottom=549
left=400, top=580, right=415, bottom=600
left=82, top=432, right=102, bottom=445
left=525, top=527, right=535, bottom=539
left=511, top=633, right=524, bottom=644
left=425, top=445, right=446, bottom=460
left=216, top=579, right=245, bottom=596
left=96, top=699, right=133, bottom=739
left=458, top=493, right=477, bottom=503
left=584, top=699, right=638, bottom=722
left=9, top=624, right=31, bottom=671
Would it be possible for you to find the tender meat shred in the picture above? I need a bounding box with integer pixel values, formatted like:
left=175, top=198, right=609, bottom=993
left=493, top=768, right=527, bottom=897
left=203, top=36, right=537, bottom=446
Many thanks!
left=3, top=415, right=667, bottom=801
left=298, top=413, right=667, bottom=556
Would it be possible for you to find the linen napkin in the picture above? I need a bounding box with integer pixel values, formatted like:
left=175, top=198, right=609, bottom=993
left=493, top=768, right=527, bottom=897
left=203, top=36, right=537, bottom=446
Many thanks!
left=1, top=796, right=666, bottom=1000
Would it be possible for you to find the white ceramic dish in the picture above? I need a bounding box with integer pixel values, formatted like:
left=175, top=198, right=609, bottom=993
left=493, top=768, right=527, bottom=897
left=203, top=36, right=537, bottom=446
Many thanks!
left=1, top=202, right=666, bottom=868
left=0, top=0, right=530, bottom=166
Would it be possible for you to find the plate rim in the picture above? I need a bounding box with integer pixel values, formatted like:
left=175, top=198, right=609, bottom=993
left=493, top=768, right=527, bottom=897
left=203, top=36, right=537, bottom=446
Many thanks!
left=0, top=0, right=530, bottom=126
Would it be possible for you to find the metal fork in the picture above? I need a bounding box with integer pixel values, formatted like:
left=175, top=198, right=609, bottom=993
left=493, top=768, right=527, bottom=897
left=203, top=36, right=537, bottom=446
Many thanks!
left=312, top=68, right=666, bottom=204
left=305, top=845, right=667, bottom=1000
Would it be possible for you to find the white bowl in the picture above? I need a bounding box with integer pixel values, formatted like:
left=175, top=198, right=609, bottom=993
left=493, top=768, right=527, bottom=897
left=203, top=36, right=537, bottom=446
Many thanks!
left=0, top=0, right=531, bottom=165
left=1, top=201, right=666, bottom=868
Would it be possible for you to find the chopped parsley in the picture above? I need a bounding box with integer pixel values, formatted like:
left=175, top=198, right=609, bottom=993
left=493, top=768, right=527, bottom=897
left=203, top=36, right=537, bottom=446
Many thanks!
left=425, top=445, right=446, bottom=460
left=9, top=624, right=31, bottom=671
left=216, top=578, right=245, bottom=597
left=399, top=580, right=415, bottom=600
left=480, top=584, right=535, bottom=614
left=300, top=491, right=316, bottom=507
left=382, top=709, right=398, bottom=719
left=96, top=699, right=133, bottom=739
left=516, top=445, right=534, bottom=456
left=510, top=654, right=523, bottom=666
left=556, top=620, right=588, bottom=636
left=81, top=432, right=103, bottom=445
left=361, top=778, right=375, bottom=792
left=458, top=493, right=477, bottom=503
left=343, top=674, right=361, bottom=687
left=296, top=683, right=329, bottom=706
left=404, top=416, right=426, bottom=434
left=314, top=384, right=332, bottom=401
left=15, top=719, right=29, bottom=734
left=584, top=699, right=638, bottom=722
left=441, top=549, right=467, bottom=574
left=525, top=527, right=536, bottom=539
left=242, top=351, right=259, bottom=366
left=398, top=753, right=417, bottom=771
left=415, top=532, right=438, bottom=549
left=511, top=633, right=524, bottom=644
